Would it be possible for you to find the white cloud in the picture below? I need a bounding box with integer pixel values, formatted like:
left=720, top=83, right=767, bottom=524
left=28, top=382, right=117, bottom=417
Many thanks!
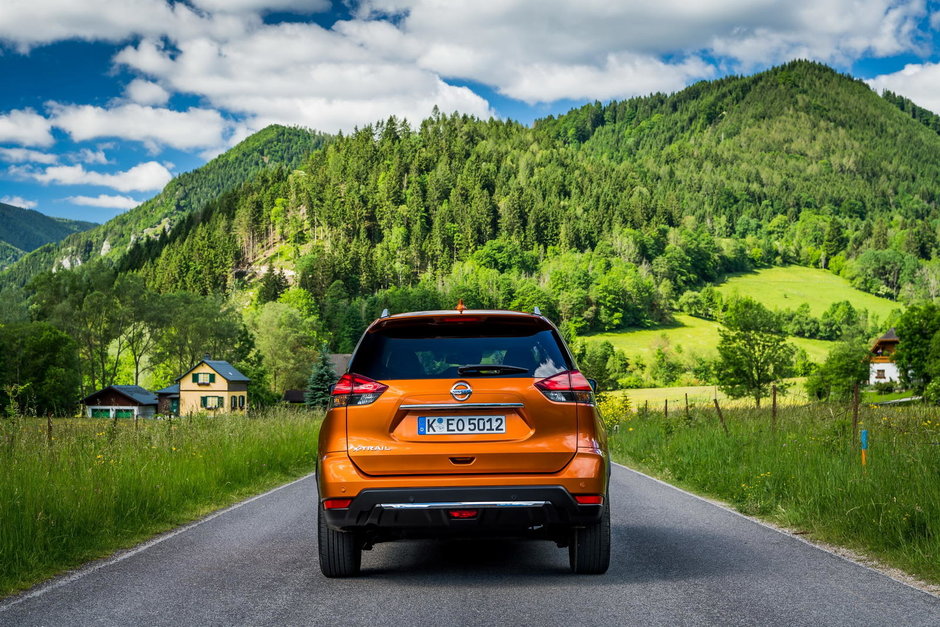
left=0, top=109, right=55, bottom=147
left=352, top=0, right=929, bottom=99
left=189, top=0, right=329, bottom=14
left=66, top=194, right=141, bottom=210
left=14, top=161, right=173, bottom=192
left=72, top=148, right=111, bottom=165
left=0, top=147, right=58, bottom=164
left=867, top=62, right=940, bottom=114
left=114, top=24, right=495, bottom=134
left=0, top=195, right=37, bottom=209
left=50, top=103, right=228, bottom=151
left=125, top=79, right=170, bottom=106
left=498, top=54, right=713, bottom=104
left=0, top=0, right=200, bottom=51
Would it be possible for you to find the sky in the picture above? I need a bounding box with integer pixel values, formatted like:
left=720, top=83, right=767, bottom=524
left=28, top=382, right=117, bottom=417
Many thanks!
left=1, top=1, right=940, bottom=224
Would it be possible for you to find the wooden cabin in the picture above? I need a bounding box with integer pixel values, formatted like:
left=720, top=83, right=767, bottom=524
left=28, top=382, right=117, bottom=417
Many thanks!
left=82, top=385, right=158, bottom=419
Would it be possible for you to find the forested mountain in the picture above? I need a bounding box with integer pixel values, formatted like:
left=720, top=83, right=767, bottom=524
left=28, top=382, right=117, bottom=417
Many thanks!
left=0, top=202, right=96, bottom=269
left=0, top=125, right=331, bottom=287
left=128, top=62, right=940, bottom=308
left=6, top=60, right=940, bottom=412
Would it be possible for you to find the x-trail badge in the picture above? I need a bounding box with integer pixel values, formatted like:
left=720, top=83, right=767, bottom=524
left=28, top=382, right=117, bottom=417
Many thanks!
left=450, top=381, right=473, bottom=401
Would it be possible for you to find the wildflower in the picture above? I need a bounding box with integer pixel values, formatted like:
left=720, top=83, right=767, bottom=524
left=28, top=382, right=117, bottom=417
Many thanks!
left=628, top=427, right=634, bottom=431
left=96, top=454, right=104, bottom=459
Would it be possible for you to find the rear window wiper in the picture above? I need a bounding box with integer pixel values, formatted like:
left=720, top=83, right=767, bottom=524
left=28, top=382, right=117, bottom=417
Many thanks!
left=457, top=364, right=529, bottom=376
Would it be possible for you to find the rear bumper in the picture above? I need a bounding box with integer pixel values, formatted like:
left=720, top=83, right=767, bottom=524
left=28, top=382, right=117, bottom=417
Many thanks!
left=322, top=485, right=603, bottom=533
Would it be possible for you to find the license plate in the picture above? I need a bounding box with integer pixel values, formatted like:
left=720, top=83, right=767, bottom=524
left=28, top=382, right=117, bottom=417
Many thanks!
left=418, top=415, right=506, bottom=435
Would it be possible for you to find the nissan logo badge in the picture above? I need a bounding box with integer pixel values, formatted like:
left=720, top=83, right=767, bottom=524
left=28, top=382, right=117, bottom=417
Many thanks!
left=450, top=381, right=472, bottom=401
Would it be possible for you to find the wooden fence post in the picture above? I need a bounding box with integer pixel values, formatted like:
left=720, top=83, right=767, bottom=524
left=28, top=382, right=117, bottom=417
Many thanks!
left=714, top=398, right=729, bottom=436
left=46, top=414, right=52, bottom=446
left=771, top=384, right=777, bottom=429
left=664, top=399, right=668, bottom=419
left=685, top=393, right=690, bottom=419
left=852, top=382, right=860, bottom=442
left=644, top=400, right=648, bottom=414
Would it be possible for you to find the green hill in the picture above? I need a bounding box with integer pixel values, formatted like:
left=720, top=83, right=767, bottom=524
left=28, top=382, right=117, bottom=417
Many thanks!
left=0, top=125, right=331, bottom=287
left=716, top=266, right=901, bottom=321
left=0, top=202, right=96, bottom=269
left=589, top=314, right=835, bottom=364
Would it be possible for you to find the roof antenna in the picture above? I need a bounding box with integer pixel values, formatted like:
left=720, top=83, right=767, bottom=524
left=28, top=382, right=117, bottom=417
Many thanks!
left=456, top=299, right=466, bottom=313
left=381, top=308, right=389, bottom=318
left=533, top=306, right=542, bottom=316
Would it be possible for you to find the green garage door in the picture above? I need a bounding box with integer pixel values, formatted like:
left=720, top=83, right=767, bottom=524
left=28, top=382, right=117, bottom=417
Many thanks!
left=91, top=408, right=110, bottom=418
left=114, top=409, right=134, bottom=419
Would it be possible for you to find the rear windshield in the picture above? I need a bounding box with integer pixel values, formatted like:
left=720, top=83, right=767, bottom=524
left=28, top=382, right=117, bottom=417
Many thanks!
left=349, top=318, right=572, bottom=380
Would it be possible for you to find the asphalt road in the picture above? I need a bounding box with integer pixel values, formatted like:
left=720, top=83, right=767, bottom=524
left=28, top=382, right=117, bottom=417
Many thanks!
left=2, top=465, right=938, bottom=626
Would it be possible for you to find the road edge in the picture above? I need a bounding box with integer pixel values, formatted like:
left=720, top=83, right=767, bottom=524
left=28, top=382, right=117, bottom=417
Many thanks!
left=0, top=472, right=317, bottom=613
left=612, top=461, right=940, bottom=599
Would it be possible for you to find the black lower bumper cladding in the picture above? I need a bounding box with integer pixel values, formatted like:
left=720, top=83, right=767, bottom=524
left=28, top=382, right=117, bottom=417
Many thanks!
left=322, top=485, right=603, bottom=534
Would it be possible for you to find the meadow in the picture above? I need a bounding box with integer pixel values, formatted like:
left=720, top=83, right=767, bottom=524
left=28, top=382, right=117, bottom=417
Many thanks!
left=715, top=266, right=901, bottom=320
left=606, top=402, right=940, bottom=584
left=617, top=379, right=810, bottom=410
left=590, top=313, right=834, bottom=362
left=588, top=266, right=902, bottom=366
left=0, top=408, right=321, bottom=597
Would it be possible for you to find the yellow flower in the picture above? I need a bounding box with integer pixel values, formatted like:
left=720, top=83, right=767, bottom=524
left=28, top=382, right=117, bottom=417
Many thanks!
left=96, top=454, right=104, bottom=459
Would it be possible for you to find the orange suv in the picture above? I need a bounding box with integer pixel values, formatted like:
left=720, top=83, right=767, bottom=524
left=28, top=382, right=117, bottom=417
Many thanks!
left=316, top=308, right=610, bottom=576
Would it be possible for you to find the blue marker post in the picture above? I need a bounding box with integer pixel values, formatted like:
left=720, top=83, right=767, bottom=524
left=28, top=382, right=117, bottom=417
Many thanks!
left=860, top=429, right=869, bottom=467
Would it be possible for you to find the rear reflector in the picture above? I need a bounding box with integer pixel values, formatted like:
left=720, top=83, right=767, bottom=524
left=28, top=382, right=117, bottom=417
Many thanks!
left=574, top=495, right=604, bottom=505
left=323, top=498, right=353, bottom=510
left=535, top=370, right=594, bottom=403
left=447, top=509, right=479, bottom=519
left=331, top=373, right=388, bottom=408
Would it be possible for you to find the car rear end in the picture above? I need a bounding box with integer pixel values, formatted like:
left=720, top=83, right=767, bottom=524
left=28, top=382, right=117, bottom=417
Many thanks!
left=316, top=309, right=610, bottom=576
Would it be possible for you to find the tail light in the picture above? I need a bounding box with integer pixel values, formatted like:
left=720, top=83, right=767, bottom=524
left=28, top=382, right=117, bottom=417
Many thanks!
left=535, top=370, right=594, bottom=404
left=323, top=498, right=353, bottom=509
left=331, top=373, right=388, bottom=407
left=574, top=495, right=604, bottom=505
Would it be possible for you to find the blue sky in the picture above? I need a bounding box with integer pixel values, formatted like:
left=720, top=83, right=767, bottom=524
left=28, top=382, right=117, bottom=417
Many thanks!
left=1, top=0, right=939, bottom=224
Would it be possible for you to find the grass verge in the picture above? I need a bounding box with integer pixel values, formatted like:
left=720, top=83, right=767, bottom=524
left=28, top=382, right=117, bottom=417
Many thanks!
left=0, top=407, right=321, bottom=598
left=607, top=403, right=940, bottom=585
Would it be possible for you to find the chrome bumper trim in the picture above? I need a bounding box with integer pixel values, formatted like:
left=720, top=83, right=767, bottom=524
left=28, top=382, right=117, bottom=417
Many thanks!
left=399, top=402, right=524, bottom=410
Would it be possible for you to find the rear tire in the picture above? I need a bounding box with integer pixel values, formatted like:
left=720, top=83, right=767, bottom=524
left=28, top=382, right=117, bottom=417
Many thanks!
left=568, top=498, right=610, bottom=574
left=318, top=502, right=362, bottom=578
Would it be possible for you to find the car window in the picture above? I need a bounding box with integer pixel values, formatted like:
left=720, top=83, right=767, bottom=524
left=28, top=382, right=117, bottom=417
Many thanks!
left=350, top=321, right=572, bottom=380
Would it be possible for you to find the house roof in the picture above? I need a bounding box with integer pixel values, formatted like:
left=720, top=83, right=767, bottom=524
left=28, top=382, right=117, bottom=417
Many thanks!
left=176, top=359, right=250, bottom=382
left=879, top=328, right=899, bottom=341
left=82, top=385, right=158, bottom=406
left=156, top=383, right=179, bottom=395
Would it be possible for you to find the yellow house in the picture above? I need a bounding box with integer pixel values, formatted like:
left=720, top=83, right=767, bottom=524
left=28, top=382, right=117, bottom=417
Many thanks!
left=177, top=357, right=250, bottom=415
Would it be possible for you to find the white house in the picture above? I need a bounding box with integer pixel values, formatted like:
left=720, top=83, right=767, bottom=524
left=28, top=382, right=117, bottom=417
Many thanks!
left=869, top=328, right=900, bottom=385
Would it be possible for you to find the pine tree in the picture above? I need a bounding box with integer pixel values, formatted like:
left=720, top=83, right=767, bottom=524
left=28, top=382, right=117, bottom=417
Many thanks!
left=257, top=264, right=288, bottom=304
left=305, top=346, right=337, bottom=409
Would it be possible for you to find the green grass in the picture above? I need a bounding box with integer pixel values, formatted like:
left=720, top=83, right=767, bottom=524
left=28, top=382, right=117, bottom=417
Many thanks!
left=618, top=379, right=809, bottom=410
left=608, top=403, right=940, bottom=584
left=861, top=390, right=916, bottom=404
left=590, top=314, right=835, bottom=363
left=0, top=408, right=320, bottom=597
left=717, top=266, right=901, bottom=320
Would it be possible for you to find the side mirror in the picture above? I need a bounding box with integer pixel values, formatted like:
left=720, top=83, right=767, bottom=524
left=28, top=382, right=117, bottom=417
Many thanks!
left=587, top=378, right=598, bottom=393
